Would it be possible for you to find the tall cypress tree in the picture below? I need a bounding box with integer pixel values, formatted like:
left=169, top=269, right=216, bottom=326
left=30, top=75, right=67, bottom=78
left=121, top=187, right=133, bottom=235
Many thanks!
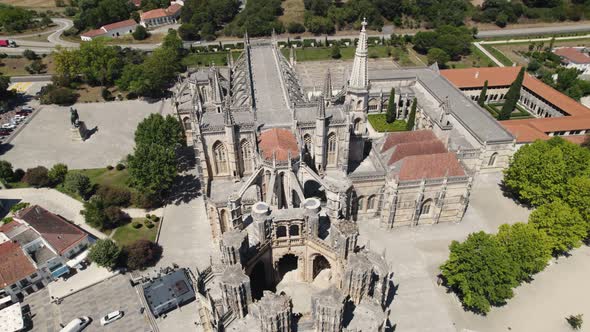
left=499, top=67, right=525, bottom=120
left=386, top=88, right=396, bottom=123
left=406, top=97, right=417, bottom=131
left=478, top=80, right=488, bottom=107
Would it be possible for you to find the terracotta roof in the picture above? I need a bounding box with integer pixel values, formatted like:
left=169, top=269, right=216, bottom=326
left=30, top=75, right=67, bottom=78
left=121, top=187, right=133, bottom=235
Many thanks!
left=0, top=241, right=36, bottom=288
left=381, top=130, right=437, bottom=153
left=398, top=153, right=465, bottom=181
left=258, top=128, right=299, bottom=162
left=441, top=67, right=520, bottom=88
left=16, top=206, right=87, bottom=255
left=388, top=140, right=447, bottom=165
left=553, top=47, right=590, bottom=64
left=81, top=28, right=106, bottom=38
left=500, top=123, right=548, bottom=143
left=102, top=19, right=137, bottom=32
left=441, top=67, right=590, bottom=117
left=0, top=220, right=22, bottom=235
left=563, top=135, right=589, bottom=144
left=141, top=8, right=168, bottom=20
left=167, top=3, right=182, bottom=15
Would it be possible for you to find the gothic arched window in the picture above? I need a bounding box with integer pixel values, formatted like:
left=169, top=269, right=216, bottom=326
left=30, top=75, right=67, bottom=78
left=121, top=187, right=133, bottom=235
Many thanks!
left=213, top=141, right=228, bottom=175
left=183, top=117, right=191, bottom=130
left=304, top=134, right=312, bottom=152
left=240, top=139, right=252, bottom=173
left=367, top=195, right=376, bottom=210
left=327, top=132, right=337, bottom=166
left=488, top=152, right=498, bottom=167
left=358, top=196, right=365, bottom=212
left=420, top=199, right=432, bottom=216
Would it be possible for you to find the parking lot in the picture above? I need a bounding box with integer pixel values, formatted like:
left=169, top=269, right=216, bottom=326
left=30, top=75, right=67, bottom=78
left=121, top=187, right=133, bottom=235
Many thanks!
left=23, top=274, right=152, bottom=332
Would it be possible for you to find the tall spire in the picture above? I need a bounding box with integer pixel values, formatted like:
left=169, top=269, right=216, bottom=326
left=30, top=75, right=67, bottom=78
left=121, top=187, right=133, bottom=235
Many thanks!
left=317, top=96, right=326, bottom=119
left=322, top=69, right=333, bottom=100
left=348, top=18, right=368, bottom=90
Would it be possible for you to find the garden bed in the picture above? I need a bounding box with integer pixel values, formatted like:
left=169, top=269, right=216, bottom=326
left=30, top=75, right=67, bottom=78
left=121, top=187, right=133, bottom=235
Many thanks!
left=367, top=114, right=408, bottom=132
left=112, top=218, right=158, bottom=247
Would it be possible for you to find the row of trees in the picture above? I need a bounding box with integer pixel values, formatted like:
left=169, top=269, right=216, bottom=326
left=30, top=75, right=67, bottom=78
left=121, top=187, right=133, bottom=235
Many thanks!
left=441, top=137, right=590, bottom=314
left=72, top=0, right=136, bottom=31
left=474, top=0, right=588, bottom=28
left=0, top=4, right=52, bottom=32
left=88, top=238, right=162, bottom=271
left=179, top=0, right=240, bottom=41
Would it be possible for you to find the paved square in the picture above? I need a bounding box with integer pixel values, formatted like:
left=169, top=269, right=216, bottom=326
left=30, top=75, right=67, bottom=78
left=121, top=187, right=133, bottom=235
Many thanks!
left=22, top=288, right=61, bottom=332
left=1, top=100, right=164, bottom=169
left=57, top=274, right=151, bottom=332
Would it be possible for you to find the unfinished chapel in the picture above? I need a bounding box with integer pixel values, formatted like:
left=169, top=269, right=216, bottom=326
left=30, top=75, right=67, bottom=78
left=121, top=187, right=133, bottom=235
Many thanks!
left=172, top=20, right=517, bottom=331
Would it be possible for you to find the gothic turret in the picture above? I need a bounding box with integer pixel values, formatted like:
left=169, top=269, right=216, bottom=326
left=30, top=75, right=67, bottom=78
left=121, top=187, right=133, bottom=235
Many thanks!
left=322, top=70, right=333, bottom=102
left=345, top=18, right=369, bottom=111
left=315, top=96, right=327, bottom=171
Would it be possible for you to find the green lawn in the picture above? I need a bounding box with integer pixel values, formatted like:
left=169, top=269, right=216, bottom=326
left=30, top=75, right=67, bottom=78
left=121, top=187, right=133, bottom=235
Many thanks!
left=482, top=44, right=514, bottom=66
left=279, top=45, right=405, bottom=62
left=111, top=218, right=157, bottom=247
left=57, top=167, right=134, bottom=201
left=368, top=114, right=409, bottom=132
left=485, top=103, right=533, bottom=120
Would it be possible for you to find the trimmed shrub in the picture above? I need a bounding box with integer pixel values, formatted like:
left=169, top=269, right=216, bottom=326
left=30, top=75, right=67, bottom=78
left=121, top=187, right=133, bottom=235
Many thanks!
left=0, top=160, right=14, bottom=182
left=13, top=169, right=25, bottom=182
left=104, top=206, right=128, bottom=228
left=97, top=186, right=131, bottom=207
left=106, top=165, right=114, bottom=170
left=63, top=172, right=92, bottom=198
left=23, top=166, right=50, bottom=187
left=115, top=163, right=125, bottom=171
left=132, top=222, right=142, bottom=229
left=48, top=163, right=68, bottom=186
left=145, top=221, right=155, bottom=229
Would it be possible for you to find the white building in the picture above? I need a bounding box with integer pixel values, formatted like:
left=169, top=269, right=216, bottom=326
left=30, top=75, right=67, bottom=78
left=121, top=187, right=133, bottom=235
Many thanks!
left=553, top=47, right=590, bottom=75
left=80, top=19, right=138, bottom=41
left=140, top=3, right=182, bottom=29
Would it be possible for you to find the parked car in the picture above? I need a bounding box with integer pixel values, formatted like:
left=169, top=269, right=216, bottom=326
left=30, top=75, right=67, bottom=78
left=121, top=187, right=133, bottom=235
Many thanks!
left=1, top=123, right=15, bottom=129
left=59, top=316, right=91, bottom=332
left=16, top=109, right=32, bottom=116
left=0, top=131, right=11, bottom=137
left=20, top=106, right=33, bottom=112
left=100, top=311, right=124, bottom=326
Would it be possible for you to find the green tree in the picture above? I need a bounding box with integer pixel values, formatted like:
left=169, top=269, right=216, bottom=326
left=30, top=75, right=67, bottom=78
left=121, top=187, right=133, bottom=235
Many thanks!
left=162, top=29, right=183, bottom=58
left=128, top=143, right=177, bottom=198
left=478, top=80, right=488, bottom=107
left=529, top=201, right=588, bottom=255
left=406, top=98, right=417, bottom=131
left=47, top=163, right=68, bottom=186
left=386, top=88, right=396, bottom=123
left=81, top=197, right=108, bottom=229
left=331, top=43, right=341, bottom=59
left=132, top=25, right=148, bottom=40
left=134, top=114, right=184, bottom=148
left=440, top=231, right=519, bottom=314
left=25, top=59, right=47, bottom=74
left=565, top=176, right=590, bottom=221
left=22, top=166, right=50, bottom=187
left=566, top=314, right=583, bottom=330
left=496, top=223, right=552, bottom=281
left=499, top=67, right=525, bottom=120
left=123, top=239, right=163, bottom=270
left=64, top=172, right=92, bottom=197
left=426, top=47, right=449, bottom=67
left=0, top=160, right=14, bottom=183
left=178, top=23, right=198, bottom=41
left=88, top=238, right=121, bottom=269
left=503, top=137, right=590, bottom=206
left=78, top=40, right=124, bottom=86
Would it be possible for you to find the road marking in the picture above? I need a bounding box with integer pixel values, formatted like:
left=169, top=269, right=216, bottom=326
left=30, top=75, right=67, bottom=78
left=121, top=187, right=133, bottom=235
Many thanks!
left=9, top=82, right=33, bottom=93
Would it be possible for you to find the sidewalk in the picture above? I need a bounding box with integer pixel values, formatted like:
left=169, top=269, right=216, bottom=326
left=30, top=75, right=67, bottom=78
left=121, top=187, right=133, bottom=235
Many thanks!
left=48, top=263, right=117, bottom=299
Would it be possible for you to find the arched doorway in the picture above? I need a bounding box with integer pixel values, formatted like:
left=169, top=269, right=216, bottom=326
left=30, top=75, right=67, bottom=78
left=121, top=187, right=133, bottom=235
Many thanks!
left=277, top=254, right=298, bottom=282
left=312, top=255, right=331, bottom=280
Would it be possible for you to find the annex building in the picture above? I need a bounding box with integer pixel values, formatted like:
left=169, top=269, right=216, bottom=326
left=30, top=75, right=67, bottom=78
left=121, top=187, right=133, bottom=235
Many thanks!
left=172, top=20, right=526, bottom=331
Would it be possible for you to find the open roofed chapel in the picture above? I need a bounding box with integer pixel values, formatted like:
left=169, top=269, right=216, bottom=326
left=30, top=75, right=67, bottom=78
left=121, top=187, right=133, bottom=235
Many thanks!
left=168, top=20, right=590, bottom=331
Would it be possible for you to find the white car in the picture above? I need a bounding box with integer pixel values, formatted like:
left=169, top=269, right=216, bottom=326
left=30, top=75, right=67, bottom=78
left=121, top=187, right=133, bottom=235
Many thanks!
left=100, top=310, right=124, bottom=326
left=59, top=316, right=91, bottom=332
left=1, top=123, right=15, bottom=129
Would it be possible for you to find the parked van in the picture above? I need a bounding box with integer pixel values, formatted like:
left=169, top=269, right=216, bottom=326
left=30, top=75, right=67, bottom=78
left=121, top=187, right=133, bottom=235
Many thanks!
left=59, top=316, right=91, bottom=332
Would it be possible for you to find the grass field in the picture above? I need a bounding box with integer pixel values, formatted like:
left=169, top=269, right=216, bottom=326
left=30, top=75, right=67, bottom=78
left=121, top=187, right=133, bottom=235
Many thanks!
left=182, top=51, right=242, bottom=67
left=56, top=167, right=134, bottom=201
left=112, top=218, right=158, bottom=247
left=368, top=114, right=408, bottom=132
left=0, top=0, right=56, bottom=7
left=0, top=55, right=55, bottom=76
left=482, top=44, right=514, bottom=66
left=279, top=45, right=409, bottom=62
left=406, top=45, right=495, bottom=69
left=279, top=0, right=305, bottom=24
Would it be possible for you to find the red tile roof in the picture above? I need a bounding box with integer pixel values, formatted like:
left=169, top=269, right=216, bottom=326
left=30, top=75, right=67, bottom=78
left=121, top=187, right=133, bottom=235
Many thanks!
left=102, top=19, right=137, bottom=32
left=167, top=3, right=182, bottom=15
left=141, top=8, right=168, bottom=20
left=500, top=122, right=548, bottom=143
left=553, top=47, right=590, bottom=64
left=388, top=140, right=447, bottom=165
left=0, top=220, right=22, bottom=235
left=0, top=241, right=36, bottom=288
left=16, top=206, right=87, bottom=255
left=399, top=152, right=465, bottom=181
left=381, top=130, right=437, bottom=153
left=441, top=67, right=590, bottom=117
left=81, top=28, right=106, bottom=38
left=258, top=128, right=299, bottom=162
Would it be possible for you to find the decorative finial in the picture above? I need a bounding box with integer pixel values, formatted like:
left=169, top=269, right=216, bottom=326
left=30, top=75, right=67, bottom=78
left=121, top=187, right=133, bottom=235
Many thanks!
left=361, top=18, right=367, bottom=31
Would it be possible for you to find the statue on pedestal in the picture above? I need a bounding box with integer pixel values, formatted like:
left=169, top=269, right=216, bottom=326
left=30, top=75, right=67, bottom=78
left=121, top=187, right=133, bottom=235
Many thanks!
left=69, top=107, right=88, bottom=141
left=70, top=107, right=80, bottom=128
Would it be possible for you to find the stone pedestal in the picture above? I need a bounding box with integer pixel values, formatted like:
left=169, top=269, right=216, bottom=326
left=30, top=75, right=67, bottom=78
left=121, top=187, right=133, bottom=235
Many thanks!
left=70, top=121, right=88, bottom=141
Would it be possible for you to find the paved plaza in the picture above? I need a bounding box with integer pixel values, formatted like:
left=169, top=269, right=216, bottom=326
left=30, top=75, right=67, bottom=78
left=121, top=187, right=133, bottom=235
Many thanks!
left=1, top=100, right=164, bottom=169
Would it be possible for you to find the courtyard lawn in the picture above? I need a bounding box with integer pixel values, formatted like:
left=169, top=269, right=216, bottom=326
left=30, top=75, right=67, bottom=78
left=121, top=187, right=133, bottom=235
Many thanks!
left=485, top=103, right=532, bottom=120
left=112, top=218, right=157, bottom=247
left=368, top=114, right=408, bottom=132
